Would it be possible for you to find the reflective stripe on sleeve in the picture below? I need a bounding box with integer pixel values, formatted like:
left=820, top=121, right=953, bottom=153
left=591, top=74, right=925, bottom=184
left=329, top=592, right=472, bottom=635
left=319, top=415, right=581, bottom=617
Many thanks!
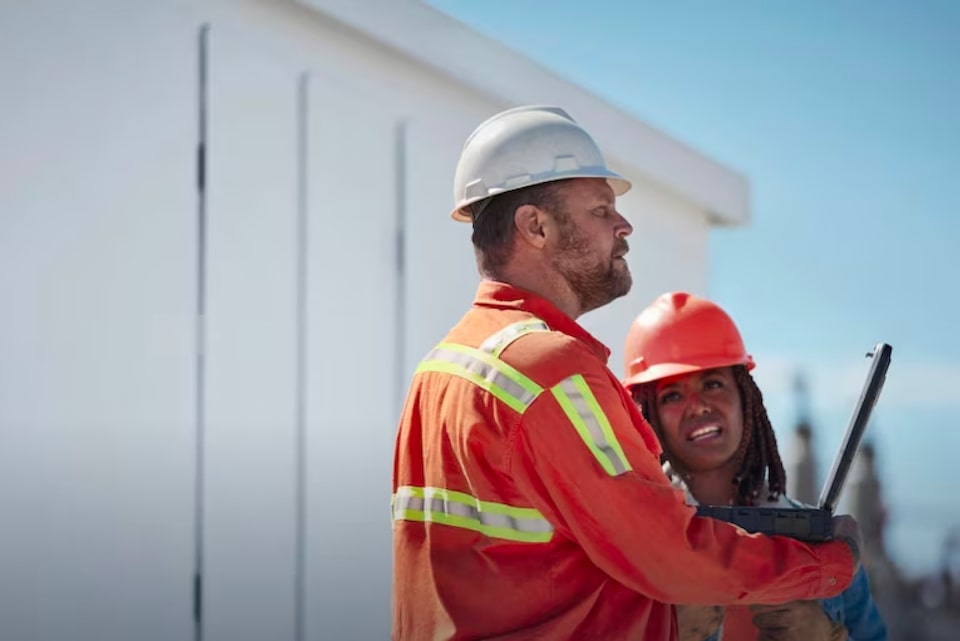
left=551, top=374, right=633, bottom=476
left=478, top=319, right=550, bottom=357
left=392, top=486, right=554, bottom=543
left=416, top=343, right=543, bottom=414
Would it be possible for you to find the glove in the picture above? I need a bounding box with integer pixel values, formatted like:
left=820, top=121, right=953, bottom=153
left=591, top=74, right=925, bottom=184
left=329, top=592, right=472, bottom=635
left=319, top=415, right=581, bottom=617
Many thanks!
left=750, top=600, right=847, bottom=641
left=676, top=604, right=725, bottom=641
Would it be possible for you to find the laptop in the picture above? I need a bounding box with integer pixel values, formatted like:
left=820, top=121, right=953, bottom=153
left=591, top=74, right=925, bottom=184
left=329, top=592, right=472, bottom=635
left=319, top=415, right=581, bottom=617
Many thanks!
left=694, top=343, right=893, bottom=542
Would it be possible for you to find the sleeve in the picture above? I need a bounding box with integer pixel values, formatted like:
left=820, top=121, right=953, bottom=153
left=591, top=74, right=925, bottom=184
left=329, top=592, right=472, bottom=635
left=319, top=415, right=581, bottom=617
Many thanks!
left=841, top=567, right=888, bottom=641
left=506, top=361, right=856, bottom=606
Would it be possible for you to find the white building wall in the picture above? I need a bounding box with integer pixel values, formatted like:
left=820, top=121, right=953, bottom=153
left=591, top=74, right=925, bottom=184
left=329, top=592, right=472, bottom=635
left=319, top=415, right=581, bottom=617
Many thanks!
left=0, top=4, right=199, bottom=641
left=0, top=2, right=747, bottom=640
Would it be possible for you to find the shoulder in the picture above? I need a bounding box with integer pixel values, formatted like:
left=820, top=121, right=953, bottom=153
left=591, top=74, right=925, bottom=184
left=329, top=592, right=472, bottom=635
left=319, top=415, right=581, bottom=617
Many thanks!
left=755, top=492, right=812, bottom=509
left=780, top=494, right=814, bottom=509
left=662, top=461, right=697, bottom=505
left=498, top=328, right=608, bottom=388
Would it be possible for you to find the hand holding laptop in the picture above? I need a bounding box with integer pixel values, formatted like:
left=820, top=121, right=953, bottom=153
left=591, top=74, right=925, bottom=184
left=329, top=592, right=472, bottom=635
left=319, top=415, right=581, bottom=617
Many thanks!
left=831, top=515, right=862, bottom=570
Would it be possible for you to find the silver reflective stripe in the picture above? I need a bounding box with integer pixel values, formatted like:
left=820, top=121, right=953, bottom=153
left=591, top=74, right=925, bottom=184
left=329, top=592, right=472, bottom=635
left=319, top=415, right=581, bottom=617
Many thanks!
left=479, top=319, right=550, bottom=356
left=417, top=344, right=543, bottom=414
left=393, top=486, right=554, bottom=543
left=552, top=375, right=633, bottom=476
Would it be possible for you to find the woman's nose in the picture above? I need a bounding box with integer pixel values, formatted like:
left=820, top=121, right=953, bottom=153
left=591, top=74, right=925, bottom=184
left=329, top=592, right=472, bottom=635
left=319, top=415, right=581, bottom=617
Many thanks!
left=684, top=392, right=711, bottom=417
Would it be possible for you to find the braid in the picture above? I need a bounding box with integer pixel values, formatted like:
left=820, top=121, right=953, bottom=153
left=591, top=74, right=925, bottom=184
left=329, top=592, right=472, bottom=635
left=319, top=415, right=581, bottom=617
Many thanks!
left=633, top=384, right=670, bottom=466
left=632, top=365, right=787, bottom=507
left=732, top=366, right=787, bottom=504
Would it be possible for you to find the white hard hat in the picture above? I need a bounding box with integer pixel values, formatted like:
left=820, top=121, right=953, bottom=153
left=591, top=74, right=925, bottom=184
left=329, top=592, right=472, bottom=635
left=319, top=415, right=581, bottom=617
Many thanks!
left=450, top=105, right=632, bottom=222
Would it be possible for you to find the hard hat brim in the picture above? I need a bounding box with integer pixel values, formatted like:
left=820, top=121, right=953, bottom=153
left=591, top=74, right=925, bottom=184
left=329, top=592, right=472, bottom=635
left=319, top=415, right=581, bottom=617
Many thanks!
left=451, top=173, right=632, bottom=223
left=622, top=355, right=756, bottom=389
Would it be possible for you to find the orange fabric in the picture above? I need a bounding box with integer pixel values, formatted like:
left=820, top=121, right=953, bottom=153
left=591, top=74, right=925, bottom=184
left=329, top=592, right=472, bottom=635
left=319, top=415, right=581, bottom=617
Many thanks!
left=623, top=291, right=755, bottom=387
left=392, top=281, right=854, bottom=641
left=723, top=605, right=760, bottom=640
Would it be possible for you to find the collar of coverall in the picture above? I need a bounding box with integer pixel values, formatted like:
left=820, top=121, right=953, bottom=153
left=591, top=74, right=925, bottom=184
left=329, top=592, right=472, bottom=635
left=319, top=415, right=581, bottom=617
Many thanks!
left=472, top=280, right=611, bottom=363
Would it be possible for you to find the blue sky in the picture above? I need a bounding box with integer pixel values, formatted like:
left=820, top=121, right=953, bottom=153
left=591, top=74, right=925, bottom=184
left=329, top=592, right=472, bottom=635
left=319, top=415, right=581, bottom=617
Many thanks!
left=426, top=0, right=960, bottom=575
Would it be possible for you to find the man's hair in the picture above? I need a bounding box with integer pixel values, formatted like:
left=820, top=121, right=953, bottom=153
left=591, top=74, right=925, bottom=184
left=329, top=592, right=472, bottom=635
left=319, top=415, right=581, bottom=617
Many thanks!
left=469, top=181, right=566, bottom=276
left=631, top=365, right=787, bottom=506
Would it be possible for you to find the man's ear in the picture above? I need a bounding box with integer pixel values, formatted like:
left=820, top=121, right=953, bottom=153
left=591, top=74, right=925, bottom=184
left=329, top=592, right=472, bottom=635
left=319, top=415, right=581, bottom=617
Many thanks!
left=514, top=204, right=548, bottom=249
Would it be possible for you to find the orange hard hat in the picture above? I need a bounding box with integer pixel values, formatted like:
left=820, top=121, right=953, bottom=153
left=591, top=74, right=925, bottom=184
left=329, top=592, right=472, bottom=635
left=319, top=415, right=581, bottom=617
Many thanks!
left=622, top=292, right=755, bottom=388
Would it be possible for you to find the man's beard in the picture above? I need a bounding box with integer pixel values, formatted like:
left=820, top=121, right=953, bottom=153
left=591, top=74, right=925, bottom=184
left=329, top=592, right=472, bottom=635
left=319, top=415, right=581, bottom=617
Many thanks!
left=552, top=219, right=632, bottom=315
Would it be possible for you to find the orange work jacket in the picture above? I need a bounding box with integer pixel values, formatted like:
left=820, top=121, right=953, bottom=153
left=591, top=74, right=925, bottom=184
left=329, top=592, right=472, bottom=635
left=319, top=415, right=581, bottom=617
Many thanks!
left=392, top=281, right=854, bottom=641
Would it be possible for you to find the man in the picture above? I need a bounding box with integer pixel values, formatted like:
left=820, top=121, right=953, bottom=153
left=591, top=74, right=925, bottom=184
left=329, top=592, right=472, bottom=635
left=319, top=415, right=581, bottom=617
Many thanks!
left=392, top=105, right=862, bottom=641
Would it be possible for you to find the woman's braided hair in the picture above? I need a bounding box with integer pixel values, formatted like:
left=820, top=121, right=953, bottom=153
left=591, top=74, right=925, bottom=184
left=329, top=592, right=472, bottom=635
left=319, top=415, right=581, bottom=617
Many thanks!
left=631, top=365, right=787, bottom=506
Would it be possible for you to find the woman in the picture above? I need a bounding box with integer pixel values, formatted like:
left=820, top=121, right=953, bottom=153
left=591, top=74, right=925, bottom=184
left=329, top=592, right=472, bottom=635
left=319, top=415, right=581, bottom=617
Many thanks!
left=622, top=292, right=887, bottom=641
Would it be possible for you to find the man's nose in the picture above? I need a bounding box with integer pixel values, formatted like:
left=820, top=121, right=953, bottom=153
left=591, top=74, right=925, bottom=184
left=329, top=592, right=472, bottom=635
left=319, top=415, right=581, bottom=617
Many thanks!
left=614, top=210, right=633, bottom=237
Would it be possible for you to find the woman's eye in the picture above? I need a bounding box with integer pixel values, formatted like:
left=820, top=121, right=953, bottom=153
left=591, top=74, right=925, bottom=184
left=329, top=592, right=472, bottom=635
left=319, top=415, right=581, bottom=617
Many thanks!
left=704, top=379, right=723, bottom=390
left=658, top=391, right=680, bottom=405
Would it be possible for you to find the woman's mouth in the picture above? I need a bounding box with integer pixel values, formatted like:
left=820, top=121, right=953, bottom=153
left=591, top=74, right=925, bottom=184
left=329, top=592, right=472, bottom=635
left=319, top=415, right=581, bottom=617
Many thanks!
left=687, top=425, right=723, bottom=442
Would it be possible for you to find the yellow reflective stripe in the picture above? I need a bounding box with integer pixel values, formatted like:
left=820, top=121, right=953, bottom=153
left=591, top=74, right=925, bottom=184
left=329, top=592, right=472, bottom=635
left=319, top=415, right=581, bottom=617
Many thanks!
left=392, top=486, right=554, bottom=543
left=479, top=319, right=550, bottom=357
left=416, top=343, right=543, bottom=414
left=551, top=374, right=633, bottom=476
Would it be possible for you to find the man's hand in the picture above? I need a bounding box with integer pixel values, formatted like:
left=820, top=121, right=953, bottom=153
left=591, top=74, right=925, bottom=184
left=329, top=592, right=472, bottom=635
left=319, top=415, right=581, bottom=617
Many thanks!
left=831, top=514, right=863, bottom=571
left=676, top=604, right=724, bottom=641
left=750, top=600, right=847, bottom=641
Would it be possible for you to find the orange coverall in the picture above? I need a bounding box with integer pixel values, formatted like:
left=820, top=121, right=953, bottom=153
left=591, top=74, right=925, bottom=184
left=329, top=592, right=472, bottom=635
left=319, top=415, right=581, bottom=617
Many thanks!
left=392, top=281, right=854, bottom=641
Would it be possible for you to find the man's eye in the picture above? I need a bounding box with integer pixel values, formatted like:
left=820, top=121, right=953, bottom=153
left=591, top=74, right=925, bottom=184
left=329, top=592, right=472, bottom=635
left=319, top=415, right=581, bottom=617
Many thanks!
left=704, top=379, right=723, bottom=390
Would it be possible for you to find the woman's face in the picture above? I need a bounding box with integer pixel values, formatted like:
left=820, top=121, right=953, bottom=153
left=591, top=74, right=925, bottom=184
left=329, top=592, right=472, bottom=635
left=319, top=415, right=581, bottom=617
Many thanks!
left=653, top=367, right=744, bottom=473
